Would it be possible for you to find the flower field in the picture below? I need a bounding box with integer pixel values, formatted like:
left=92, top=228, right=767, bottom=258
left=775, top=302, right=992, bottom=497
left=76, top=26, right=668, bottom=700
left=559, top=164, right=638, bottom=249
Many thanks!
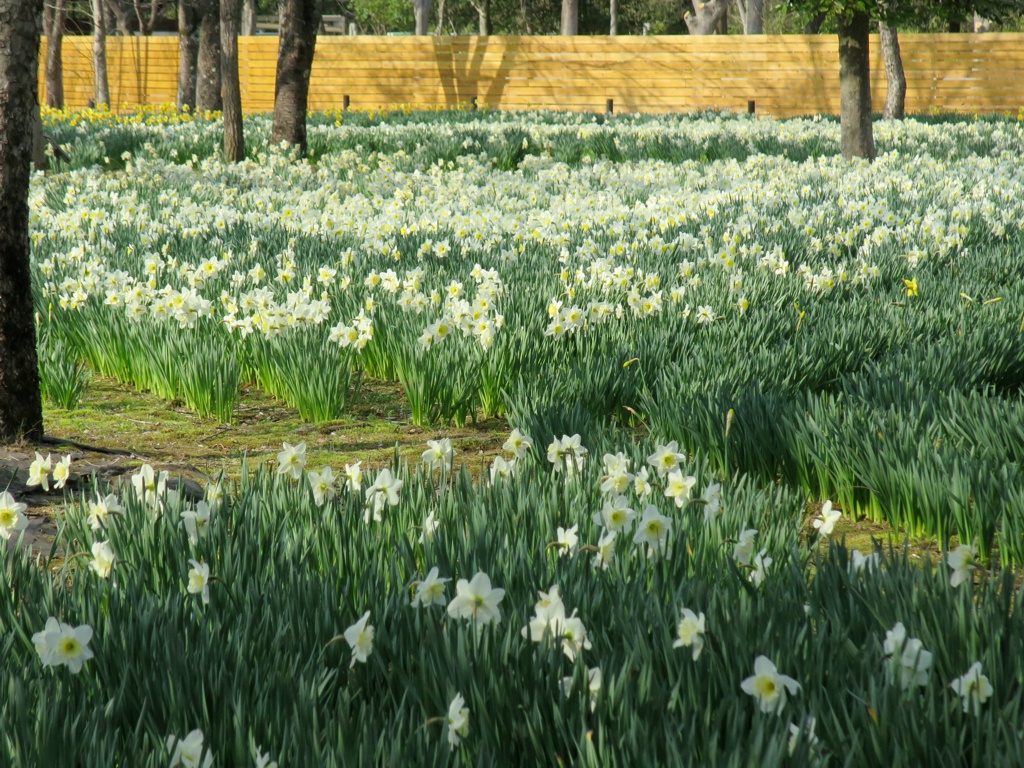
left=5, top=107, right=1024, bottom=765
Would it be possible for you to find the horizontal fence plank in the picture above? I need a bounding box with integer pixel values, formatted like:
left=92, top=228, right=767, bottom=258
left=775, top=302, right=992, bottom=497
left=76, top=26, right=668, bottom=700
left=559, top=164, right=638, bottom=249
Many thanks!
left=43, top=34, right=1024, bottom=116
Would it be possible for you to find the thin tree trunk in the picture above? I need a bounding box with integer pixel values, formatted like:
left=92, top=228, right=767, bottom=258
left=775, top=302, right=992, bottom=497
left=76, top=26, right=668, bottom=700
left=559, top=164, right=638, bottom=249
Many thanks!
left=241, top=0, right=257, bottom=34
left=178, top=0, right=200, bottom=109
left=478, top=0, right=490, bottom=35
left=521, top=0, right=532, bottom=34
left=880, top=22, right=905, bottom=120
left=837, top=10, right=875, bottom=160
left=45, top=0, right=67, bottom=108
left=0, top=0, right=45, bottom=442
left=105, top=0, right=132, bottom=34
left=560, top=0, right=578, bottom=35
left=272, top=0, right=320, bottom=155
left=132, top=0, right=148, bottom=34
left=196, top=0, right=222, bottom=111
left=131, top=0, right=161, bottom=36
left=32, top=106, right=47, bottom=170
left=146, top=0, right=164, bottom=35
left=436, top=0, right=445, bottom=34
left=91, top=0, right=110, bottom=106
left=804, top=11, right=826, bottom=34
left=413, top=0, right=431, bottom=35
left=685, top=0, right=728, bottom=34
left=609, top=0, right=617, bottom=35
left=221, top=0, right=244, bottom=161
left=744, top=0, right=763, bottom=33
left=734, top=0, right=747, bottom=31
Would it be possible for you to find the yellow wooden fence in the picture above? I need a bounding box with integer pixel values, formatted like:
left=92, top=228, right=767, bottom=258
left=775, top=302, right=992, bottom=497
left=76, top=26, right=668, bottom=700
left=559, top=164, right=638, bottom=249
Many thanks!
left=39, top=33, right=1024, bottom=117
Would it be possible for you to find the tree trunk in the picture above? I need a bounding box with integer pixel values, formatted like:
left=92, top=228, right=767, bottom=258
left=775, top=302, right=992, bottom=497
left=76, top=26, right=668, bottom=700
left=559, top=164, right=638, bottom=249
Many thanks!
left=272, top=0, right=320, bottom=155
left=560, top=0, right=578, bottom=35
left=0, top=0, right=45, bottom=443
left=609, top=0, right=617, bottom=35
left=685, top=0, right=728, bottom=34
left=196, top=0, right=222, bottom=111
left=221, top=0, right=244, bottom=161
left=436, top=0, right=445, bottom=34
left=143, top=0, right=165, bottom=35
left=478, top=0, right=490, bottom=35
left=413, top=0, right=431, bottom=35
left=880, top=22, right=905, bottom=120
left=837, top=11, right=875, bottom=161
left=132, top=0, right=150, bottom=35
left=744, top=0, right=763, bottom=34
left=32, top=106, right=46, bottom=170
left=804, top=11, right=826, bottom=34
left=178, top=0, right=200, bottom=110
left=105, top=0, right=132, bottom=34
left=45, top=0, right=67, bottom=108
left=91, top=0, right=110, bottom=106
left=521, top=0, right=532, bottom=34
left=241, top=0, right=257, bottom=34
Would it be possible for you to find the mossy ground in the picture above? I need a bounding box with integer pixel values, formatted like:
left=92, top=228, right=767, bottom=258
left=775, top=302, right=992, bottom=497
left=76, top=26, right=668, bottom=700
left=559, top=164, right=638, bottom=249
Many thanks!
left=4, top=375, right=934, bottom=564
left=3, top=375, right=505, bottom=558
left=44, top=375, right=508, bottom=480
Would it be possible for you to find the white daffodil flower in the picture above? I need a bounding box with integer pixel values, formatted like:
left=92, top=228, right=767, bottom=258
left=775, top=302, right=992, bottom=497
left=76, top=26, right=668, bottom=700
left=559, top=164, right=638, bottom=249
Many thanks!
left=947, top=541, right=978, bottom=588
left=276, top=441, right=307, bottom=481
left=592, top=529, right=617, bottom=571
left=672, top=608, right=706, bottom=660
left=180, top=501, right=212, bottom=545
left=0, top=491, right=29, bottom=541
left=187, top=559, right=211, bottom=605
left=950, top=662, right=993, bottom=715
left=364, top=468, right=403, bottom=523
left=307, top=467, right=337, bottom=507
left=343, top=610, right=374, bottom=668
left=89, top=540, right=115, bottom=578
left=554, top=524, right=579, bottom=557
left=593, top=495, right=636, bottom=533
left=664, top=469, right=697, bottom=508
left=811, top=500, right=841, bottom=536
left=733, top=529, right=758, bottom=567
left=884, top=622, right=932, bottom=690
left=446, top=693, right=470, bottom=747
left=27, top=452, right=52, bottom=491
left=447, top=571, right=505, bottom=627
left=850, top=549, right=881, bottom=574
left=489, top=455, right=515, bottom=482
left=633, top=504, right=672, bottom=558
left=167, top=728, right=214, bottom=768
left=562, top=667, right=602, bottom=712
left=87, top=493, right=122, bottom=530
left=741, top=655, right=800, bottom=714
left=422, top=438, right=455, bottom=470
left=51, top=455, right=73, bottom=490
left=647, top=441, right=686, bottom=477
left=412, top=567, right=450, bottom=607
left=701, top=483, right=723, bottom=522
left=32, top=617, right=94, bottom=674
